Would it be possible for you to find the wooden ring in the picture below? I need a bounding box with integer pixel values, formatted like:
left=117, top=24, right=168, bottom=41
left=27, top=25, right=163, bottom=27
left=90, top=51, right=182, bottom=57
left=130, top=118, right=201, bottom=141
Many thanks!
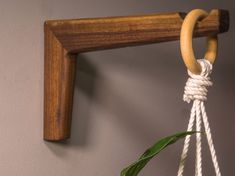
left=180, top=9, right=218, bottom=74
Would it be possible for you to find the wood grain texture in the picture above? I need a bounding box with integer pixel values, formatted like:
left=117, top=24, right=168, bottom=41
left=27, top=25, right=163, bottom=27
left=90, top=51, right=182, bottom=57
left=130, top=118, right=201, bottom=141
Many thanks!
left=44, top=26, right=77, bottom=140
left=44, top=9, right=229, bottom=141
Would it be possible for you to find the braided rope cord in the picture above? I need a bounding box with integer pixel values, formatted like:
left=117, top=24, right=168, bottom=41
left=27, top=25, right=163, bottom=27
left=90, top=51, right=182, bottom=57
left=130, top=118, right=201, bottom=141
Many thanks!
left=177, top=59, right=221, bottom=176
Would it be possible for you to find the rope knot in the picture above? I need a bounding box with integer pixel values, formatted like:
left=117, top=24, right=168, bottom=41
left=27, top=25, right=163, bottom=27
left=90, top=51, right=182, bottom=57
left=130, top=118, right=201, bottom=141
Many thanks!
left=183, top=59, right=213, bottom=103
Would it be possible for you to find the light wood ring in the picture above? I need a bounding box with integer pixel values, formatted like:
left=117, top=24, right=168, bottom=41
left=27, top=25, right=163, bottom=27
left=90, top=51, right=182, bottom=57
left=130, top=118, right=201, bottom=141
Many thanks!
left=180, top=9, right=218, bottom=74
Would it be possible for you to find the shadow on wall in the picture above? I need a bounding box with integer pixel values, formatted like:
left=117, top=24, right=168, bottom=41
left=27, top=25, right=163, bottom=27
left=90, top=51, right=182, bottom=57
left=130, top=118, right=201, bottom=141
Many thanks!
left=43, top=54, right=98, bottom=155
left=70, top=55, right=98, bottom=147
left=68, top=43, right=188, bottom=148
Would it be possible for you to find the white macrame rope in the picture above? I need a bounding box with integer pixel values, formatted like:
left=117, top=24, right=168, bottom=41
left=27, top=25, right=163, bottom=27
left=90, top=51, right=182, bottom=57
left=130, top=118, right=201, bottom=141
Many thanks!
left=177, top=59, right=221, bottom=176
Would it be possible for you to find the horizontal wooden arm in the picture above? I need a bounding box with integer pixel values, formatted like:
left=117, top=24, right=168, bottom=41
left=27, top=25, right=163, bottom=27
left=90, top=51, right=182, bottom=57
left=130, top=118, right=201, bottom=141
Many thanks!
left=45, top=9, right=229, bottom=53
left=44, top=9, right=229, bottom=141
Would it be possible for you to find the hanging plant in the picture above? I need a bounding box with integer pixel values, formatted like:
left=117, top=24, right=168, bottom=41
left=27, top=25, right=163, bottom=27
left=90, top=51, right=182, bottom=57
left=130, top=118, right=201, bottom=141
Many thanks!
left=120, top=131, right=196, bottom=176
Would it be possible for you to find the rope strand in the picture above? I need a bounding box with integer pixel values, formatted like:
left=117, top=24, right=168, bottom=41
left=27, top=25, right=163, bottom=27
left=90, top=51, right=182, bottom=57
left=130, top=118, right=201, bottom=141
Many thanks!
left=177, top=101, right=197, bottom=176
left=196, top=100, right=202, bottom=176
left=201, top=102, right=221, bottom=176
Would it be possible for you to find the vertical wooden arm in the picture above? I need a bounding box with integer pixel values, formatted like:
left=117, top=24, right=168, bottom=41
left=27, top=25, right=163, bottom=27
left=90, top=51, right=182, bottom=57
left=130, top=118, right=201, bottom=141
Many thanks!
left=44, top=9, right=229, bottom=141
left=44, top=27, right=77, bottom=140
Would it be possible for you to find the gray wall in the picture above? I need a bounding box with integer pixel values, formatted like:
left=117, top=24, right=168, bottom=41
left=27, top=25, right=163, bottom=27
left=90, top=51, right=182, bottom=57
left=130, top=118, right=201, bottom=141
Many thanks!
left=0, top=0, right=234, bottom=175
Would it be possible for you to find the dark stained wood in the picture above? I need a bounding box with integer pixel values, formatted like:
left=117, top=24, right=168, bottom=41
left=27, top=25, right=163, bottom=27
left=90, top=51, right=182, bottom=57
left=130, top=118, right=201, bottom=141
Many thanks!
left=44, top=26, right=77, bottom=141
left=44, top=9, right=229, bottom=141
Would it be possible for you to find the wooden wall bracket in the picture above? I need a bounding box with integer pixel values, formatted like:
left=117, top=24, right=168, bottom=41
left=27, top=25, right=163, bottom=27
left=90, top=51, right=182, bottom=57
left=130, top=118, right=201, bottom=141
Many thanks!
left=44, top=9, right=229, bottom=141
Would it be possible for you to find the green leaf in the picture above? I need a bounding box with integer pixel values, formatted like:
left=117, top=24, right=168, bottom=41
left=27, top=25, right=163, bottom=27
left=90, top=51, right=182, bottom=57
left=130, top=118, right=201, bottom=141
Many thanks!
left=120, top=131, right=196, bottom=176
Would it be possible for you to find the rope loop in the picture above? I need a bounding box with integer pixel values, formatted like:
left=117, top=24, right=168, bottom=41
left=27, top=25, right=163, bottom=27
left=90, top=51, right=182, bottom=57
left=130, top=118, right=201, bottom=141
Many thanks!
left=183, top=59, right=213, bottom=103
